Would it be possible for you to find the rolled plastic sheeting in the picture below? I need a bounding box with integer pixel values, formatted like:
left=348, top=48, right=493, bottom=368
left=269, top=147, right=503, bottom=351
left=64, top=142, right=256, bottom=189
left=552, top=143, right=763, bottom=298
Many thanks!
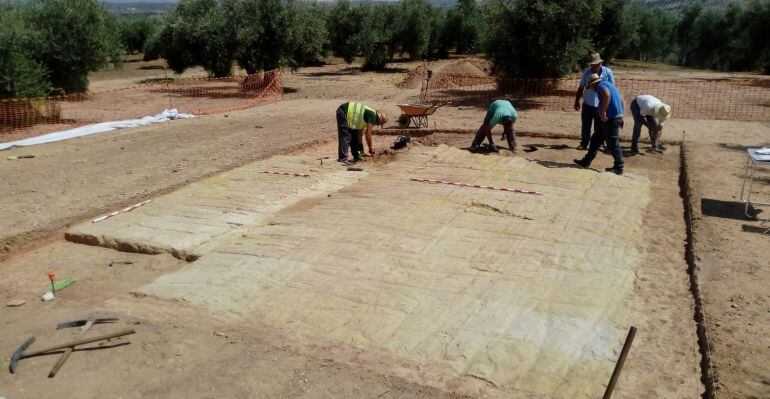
left=0, top=109, right=195, bottom=151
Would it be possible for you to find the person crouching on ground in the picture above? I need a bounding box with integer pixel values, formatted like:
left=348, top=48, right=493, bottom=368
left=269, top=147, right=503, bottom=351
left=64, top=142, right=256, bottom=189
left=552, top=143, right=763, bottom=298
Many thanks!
left=470, top=99, right=518, bottom=152
left=574, top=73, right=625, bottom=175
left=336, top=101, right=388, bottom=164
left=574, top=52, right=615, bottom=150
left=629, top=94, right=671, bottom=154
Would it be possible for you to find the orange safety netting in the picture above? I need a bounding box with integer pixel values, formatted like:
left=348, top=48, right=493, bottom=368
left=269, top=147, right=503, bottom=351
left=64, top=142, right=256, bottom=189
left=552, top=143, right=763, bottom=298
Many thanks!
left=0, top=68, right=283, bottom=138
left=422, top=75, right=770, bottom=122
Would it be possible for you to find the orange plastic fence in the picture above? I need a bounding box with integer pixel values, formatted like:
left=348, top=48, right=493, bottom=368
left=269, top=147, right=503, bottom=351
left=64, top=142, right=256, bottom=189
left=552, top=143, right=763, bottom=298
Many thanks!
left=0, top=69, right=283, bottom=137
left=422, top=75, right=770, bottom=122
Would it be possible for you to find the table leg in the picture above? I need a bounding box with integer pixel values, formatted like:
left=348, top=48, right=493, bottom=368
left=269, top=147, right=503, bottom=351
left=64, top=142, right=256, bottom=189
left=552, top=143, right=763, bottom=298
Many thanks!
left=741, top=155, right=754, bottom=219
left=746, top=161, right=758, bottom=219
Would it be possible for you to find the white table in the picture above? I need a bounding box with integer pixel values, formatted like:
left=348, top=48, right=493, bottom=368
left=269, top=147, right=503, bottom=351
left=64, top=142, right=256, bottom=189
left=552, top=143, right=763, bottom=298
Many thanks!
left=740, top=148, right=770, bottom=233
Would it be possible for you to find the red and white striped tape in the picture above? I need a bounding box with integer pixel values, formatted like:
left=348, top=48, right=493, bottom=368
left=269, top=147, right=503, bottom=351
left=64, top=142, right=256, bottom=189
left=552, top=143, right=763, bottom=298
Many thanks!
left=410, top=178, right=542, bottom=195
left=261, top=171, right=311, bottom=178
left=92, top=199, right=153, bottom=223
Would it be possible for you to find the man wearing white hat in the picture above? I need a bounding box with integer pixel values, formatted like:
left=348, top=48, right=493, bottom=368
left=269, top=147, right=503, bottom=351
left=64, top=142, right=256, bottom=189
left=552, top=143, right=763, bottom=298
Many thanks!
left=574, top=52, right=615, bottom=150
left=629, top=94, right=671, bottom=153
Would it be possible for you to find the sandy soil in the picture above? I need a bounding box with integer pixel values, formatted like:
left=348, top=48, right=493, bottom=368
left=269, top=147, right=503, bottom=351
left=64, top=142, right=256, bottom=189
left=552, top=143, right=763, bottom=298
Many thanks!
left=678, top=121, right=770, bottom=398
left=1, top=136, right=700, bottom=398
left=612, top=60, right=770, bottom=81
left=0, top=239, right=460, bottom=398
left=1, top=57, right=769, bottom=398
left=88, top=55, right=223, bottom=93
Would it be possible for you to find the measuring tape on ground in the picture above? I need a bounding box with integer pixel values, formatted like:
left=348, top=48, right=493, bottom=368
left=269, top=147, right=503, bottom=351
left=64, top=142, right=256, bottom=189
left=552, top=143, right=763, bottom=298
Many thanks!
left=410, top=178, right=542, bottom=195
left=261, top=171, right=311, bottom=178
left=92, top=199, right=152, bottom=223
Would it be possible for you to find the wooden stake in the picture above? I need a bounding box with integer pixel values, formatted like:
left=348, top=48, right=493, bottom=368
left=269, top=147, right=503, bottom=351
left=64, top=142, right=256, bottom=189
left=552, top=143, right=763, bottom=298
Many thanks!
left=603, top=326, right=637, bottom=399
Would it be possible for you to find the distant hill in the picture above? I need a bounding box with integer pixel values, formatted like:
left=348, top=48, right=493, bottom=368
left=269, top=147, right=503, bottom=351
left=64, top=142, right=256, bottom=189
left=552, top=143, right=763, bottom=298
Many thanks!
left=633, top=0, right=750, bottom=12
left=105, top=0, right=177, bottom=3
left=105, top=1, right=177, bottom=15
left=101, top=0, right=751, bottom=12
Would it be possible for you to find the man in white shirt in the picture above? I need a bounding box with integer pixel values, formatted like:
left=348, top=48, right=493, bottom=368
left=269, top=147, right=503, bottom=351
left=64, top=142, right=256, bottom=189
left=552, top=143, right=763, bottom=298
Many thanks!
left=630, top=94, right=671, bottom=154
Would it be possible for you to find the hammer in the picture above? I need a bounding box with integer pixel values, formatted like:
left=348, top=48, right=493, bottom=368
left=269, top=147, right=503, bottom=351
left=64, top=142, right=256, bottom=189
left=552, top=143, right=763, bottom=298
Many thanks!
left=48, top=316, right=118, bottom=378
left=9, top=327, right=133, bottom=374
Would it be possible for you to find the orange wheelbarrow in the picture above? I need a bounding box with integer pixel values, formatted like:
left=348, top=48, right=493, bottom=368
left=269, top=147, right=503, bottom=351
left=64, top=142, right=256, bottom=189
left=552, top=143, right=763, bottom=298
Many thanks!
left=396, top=103, right=445, bottom=128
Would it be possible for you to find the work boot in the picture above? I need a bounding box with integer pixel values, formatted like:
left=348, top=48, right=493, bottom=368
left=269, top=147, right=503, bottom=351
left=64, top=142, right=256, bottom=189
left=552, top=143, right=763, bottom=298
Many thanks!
left=488, top=143, right=499, bottom=152
left=605, top=166, right=623, bottom=175
left=628, top=148, right=639, bottom=156
left=646, top=146, right=663, bottom=154
left=573, top=158, right=589, bottom=168
left=577, top=144, right=588, bottom=150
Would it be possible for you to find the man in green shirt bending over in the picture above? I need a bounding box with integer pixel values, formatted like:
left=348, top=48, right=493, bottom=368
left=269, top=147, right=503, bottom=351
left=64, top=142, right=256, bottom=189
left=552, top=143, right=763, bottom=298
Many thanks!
left=336, top=101, right=388, bottom=163
left=471, top=99, right=518, bottom=152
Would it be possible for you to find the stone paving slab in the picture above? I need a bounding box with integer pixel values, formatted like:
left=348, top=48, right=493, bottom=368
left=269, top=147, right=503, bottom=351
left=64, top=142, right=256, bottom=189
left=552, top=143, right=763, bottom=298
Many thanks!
left=138, top=146, right=651, bottom=397
left=66, top=155, right=365, bottom=260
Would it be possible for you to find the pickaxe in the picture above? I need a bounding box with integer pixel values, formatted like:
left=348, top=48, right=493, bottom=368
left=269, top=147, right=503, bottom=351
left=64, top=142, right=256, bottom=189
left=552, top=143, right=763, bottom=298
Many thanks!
left=9, top=326, right=133, bottom=374
left=48, top=316, right=119, bottom=378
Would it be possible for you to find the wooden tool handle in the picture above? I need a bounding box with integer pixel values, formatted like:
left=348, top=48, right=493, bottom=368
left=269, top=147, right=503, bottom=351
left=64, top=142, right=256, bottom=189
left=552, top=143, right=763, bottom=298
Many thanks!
left=602, top=326, right=637, bottom=399
left=23, top=328, right=135, bottom=359
left=48, top=346, right=75, bottom=378
left=48, top=320, right=95, bottom=378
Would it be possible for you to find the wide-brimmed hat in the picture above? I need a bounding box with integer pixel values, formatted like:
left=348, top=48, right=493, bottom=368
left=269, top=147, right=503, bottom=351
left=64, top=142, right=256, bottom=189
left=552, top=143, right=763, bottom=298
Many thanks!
left=376, top=111, right=389, bottom=126
left=656, top=103, right=671, bottom=120
left=588, top=53, right=603, bottom=65
left=587, top=73, right=602, bottom=86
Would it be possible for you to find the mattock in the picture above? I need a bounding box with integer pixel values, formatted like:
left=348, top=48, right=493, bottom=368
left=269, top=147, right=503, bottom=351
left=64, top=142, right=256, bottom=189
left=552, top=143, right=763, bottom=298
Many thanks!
left=8, top=317, right=130, bottom=375
left=48, top=316, right=119, bottom=377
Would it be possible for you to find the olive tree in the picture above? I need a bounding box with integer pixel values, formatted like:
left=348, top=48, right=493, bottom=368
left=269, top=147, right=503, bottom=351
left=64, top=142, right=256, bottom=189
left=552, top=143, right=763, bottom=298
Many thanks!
left=159, top=0, right=234, bottom=76
left=0, top=2, right=51, bottom=98
left=24, top=0, right=122, bottom=93
left=485, top=0, right=602, bottom=77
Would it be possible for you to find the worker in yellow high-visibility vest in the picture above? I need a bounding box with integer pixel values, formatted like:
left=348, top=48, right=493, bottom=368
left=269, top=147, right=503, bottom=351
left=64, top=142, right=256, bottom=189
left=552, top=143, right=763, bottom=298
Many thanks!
left=336, top=101, right=388, bottom=163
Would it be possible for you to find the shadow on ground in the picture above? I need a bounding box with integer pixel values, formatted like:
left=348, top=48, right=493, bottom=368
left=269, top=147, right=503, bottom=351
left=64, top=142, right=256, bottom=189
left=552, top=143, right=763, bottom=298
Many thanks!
left=527, top=143, right=571, bottom=151
left=534, top=159, right=586, bottom=170
left=302, top=66, right=360, bottom=77
left=701, top=198, right=762, bottom=220
left=716, top=143, right=751, bottom=153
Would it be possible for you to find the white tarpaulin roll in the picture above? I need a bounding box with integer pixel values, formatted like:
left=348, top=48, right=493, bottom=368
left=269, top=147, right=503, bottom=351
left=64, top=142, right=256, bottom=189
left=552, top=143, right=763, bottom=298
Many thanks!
left=0, top=109, right=196, bottom=151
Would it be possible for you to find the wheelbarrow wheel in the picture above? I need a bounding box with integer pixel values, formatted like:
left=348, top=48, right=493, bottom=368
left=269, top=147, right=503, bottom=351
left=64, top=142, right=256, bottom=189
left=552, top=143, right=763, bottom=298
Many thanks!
left=398, top=114, right=410, bottom=128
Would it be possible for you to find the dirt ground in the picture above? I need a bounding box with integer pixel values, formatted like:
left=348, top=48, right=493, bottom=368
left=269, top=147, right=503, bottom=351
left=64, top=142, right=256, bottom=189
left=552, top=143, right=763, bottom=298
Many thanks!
left=1, top=57, right=769, bottom=398
left=87, top=54, right=219, bottom=93
left=677, top=119, right=770, bottom=398
left=0, top=136, right=699, bottom=398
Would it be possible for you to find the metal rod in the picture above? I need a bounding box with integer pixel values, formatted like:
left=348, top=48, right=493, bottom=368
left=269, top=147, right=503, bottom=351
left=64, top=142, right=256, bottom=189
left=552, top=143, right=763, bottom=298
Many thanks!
left=164, top=67, right=173, bottom=110
left=603, top=326, right=637, bottom=399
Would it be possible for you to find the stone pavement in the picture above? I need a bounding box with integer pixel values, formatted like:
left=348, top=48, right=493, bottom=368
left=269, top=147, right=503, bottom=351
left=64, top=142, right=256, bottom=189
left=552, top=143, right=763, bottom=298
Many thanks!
left=66, top=155, right=366, bottom=260
left=94, top=145, right=653, bottom=397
